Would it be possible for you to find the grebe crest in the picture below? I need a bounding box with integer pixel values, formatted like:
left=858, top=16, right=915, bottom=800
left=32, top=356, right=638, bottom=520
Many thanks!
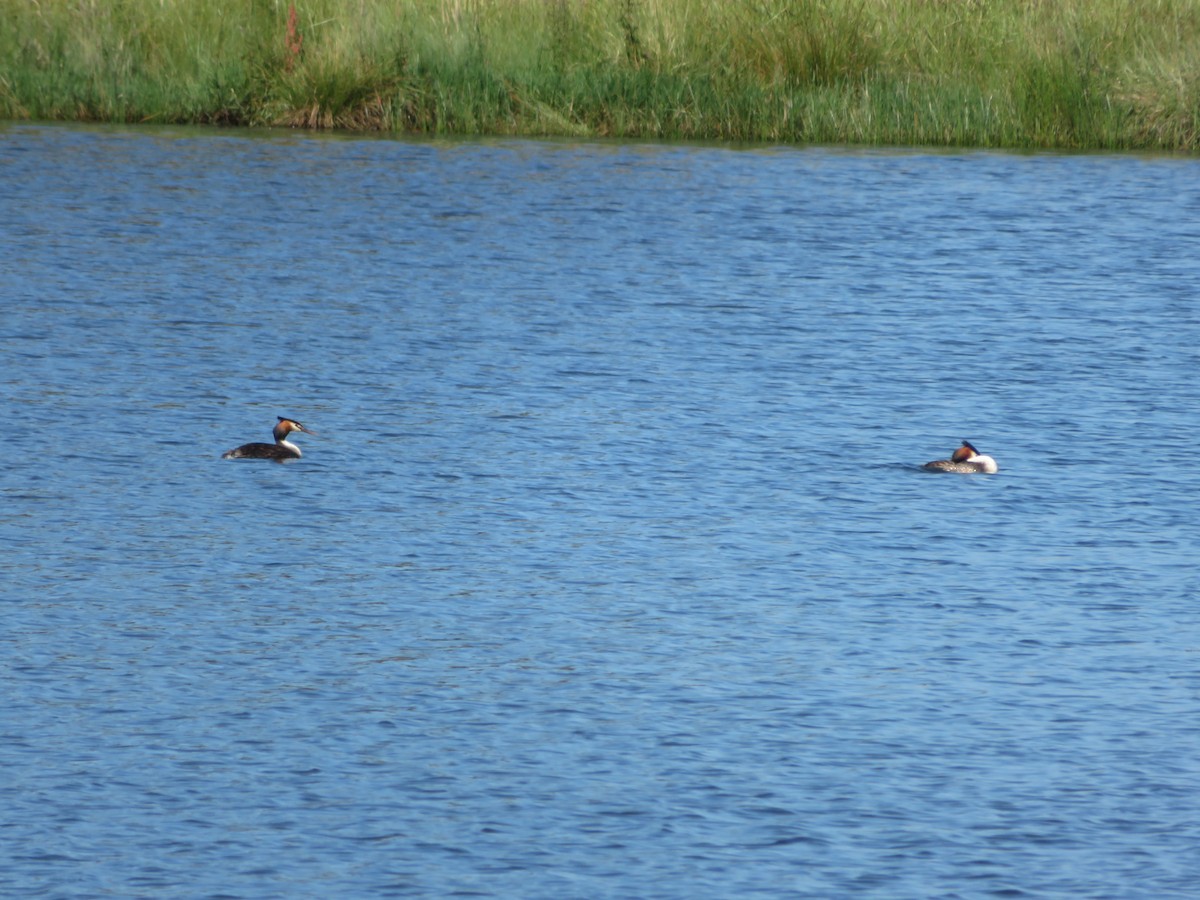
left=221, top=416, right=318, bottom=461
left=924, top=439, right=998, bottom=474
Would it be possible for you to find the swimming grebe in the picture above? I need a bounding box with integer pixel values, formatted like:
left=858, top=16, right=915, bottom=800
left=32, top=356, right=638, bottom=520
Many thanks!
left=221, top=417, right=317, bottom=461
left=923, top=440, right=998, bottom=474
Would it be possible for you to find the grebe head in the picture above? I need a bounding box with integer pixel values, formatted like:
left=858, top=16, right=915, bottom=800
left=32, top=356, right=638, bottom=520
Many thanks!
left=950, top=441, right=978, bottom=463
left=273, top=416, right=317, bottom=441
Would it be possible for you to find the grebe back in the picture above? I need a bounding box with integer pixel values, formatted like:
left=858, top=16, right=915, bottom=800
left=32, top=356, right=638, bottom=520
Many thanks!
left=222, top=417, right=317, bottom=461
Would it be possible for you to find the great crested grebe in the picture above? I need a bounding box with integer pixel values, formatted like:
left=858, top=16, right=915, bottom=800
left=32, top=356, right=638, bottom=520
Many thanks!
left=221, top=417, right=317, bottom=461
left=923, top=439, right=998, bottom=474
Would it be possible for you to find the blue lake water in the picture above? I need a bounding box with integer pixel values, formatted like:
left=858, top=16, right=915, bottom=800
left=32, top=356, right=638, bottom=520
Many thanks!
left=3, top=122, right=1200, bottom=898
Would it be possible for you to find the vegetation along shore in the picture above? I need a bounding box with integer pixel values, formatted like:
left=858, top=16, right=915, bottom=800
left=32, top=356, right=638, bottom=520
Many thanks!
left=2, top=0, right=1198, bottom=150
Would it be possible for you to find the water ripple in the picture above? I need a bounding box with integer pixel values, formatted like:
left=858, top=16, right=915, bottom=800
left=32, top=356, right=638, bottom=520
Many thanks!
left=2, top=124, right=1200, bottom=898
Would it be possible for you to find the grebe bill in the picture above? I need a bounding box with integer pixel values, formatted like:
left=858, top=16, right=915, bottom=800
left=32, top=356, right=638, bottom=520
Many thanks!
left=222, top=416, right=318, bottom=461
left=923, top=439, right=998, bottom=474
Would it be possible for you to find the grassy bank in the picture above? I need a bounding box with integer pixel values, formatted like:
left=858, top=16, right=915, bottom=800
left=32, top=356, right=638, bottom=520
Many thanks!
left=2, top=0, right=1199, bottom=150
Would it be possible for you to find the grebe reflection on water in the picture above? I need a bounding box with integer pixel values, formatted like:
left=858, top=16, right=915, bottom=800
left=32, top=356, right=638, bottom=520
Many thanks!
left=221, top=417, right=317, bottom=461
left=923, top=440, right=998, bottom=474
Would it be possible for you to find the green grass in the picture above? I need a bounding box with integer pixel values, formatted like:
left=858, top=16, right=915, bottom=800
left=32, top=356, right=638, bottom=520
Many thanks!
left=2, top=0, right=1199, bottom=149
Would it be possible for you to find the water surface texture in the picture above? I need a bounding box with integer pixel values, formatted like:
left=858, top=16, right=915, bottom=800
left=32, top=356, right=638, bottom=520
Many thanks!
left=3, top=124, right=1200, bottom=898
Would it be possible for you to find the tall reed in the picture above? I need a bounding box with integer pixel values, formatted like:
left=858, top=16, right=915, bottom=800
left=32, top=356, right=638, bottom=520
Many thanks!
left=2, top=0, right=1198, bottom=149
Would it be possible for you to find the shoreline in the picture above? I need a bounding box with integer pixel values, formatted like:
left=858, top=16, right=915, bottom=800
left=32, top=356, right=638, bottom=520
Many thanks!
left=3, top=0, right=1197, bottom=152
